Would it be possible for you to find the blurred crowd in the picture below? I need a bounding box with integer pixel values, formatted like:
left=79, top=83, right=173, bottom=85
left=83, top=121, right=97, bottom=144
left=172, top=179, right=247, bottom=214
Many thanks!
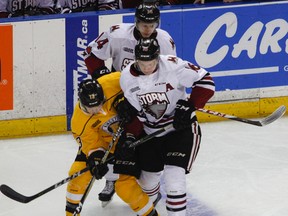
left=0, top=0, right=279, bottom=18
left=1, top=0, right=137, bottom=18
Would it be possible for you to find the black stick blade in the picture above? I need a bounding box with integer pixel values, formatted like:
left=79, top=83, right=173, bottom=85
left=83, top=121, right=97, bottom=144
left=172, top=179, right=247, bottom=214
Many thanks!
left=0, top=184, right=32, bottom=203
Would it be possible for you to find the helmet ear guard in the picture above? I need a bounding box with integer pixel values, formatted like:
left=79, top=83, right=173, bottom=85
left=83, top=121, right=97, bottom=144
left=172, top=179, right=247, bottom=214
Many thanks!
left=135, top=38, right=160, bottom=61
left=78, top=79, right=104, bottom=107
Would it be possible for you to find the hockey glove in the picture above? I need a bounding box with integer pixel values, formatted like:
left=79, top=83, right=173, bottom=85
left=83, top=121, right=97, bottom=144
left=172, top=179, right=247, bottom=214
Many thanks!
left=114, top=133, right=141, bottom=178
left=113, top=94, right=138, bottom=123
left=92, top=66, right=111, bottom=80
left=114, top=133, right=136, bottom=159
left=87, top=151, right=109, bottom=180
left=173, top=99, right=197, bottom=130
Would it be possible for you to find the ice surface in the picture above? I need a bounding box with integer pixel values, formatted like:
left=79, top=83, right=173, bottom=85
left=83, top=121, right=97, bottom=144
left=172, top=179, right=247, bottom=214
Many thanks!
left=0, top=117, right=287, bottom=216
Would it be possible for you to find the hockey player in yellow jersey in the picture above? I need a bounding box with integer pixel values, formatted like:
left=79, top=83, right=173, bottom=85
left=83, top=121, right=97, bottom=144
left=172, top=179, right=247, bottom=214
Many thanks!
left=66, top=72, right=159, bottom=216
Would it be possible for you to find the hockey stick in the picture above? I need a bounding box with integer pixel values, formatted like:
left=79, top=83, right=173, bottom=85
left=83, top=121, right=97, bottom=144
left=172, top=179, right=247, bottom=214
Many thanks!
left=73, top=176, right=96, bottom=216
left=0, top=167, right=89, bottom=204
left=197, top=105, right=286, bottom=126
left=105, top=123, right=174, bottom=164
left=128, top=124, right=173, bottom=148
left=101, top=121, right=124, bottom=163
left=73, top=122, right=125, bottom=215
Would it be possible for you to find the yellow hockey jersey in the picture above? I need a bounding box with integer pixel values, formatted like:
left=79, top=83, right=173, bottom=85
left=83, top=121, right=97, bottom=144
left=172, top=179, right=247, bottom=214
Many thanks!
left=71, top=72, right=122, bottom=157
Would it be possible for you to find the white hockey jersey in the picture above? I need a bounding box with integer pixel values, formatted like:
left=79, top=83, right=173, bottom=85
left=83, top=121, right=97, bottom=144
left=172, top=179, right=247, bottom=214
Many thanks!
left=3, top=0, right=36, bottom=13
left=120, top=55, right=215, bottom=136
left=86, top=23, right=176, bottom=72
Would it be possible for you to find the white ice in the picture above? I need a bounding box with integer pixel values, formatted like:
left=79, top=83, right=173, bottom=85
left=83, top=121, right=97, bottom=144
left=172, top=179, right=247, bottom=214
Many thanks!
left=0, top=117, right=287, bottom=216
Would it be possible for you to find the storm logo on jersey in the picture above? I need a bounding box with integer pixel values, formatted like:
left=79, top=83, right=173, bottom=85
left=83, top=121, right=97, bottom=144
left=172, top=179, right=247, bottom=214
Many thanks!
left=138, top=92, right=170, bottom=119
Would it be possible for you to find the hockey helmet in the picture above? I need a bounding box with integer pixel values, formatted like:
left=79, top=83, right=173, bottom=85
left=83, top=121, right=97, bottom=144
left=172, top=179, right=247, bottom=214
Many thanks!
left=135, top=3, right=160, bottom=24
left=135, top=38, right=160, bottom=61
left=78, top=79, right=104, bottom=107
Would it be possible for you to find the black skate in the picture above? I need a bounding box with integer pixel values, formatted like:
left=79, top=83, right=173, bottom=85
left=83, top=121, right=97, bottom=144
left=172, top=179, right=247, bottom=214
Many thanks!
left=98, top=180, right=116, bottom=207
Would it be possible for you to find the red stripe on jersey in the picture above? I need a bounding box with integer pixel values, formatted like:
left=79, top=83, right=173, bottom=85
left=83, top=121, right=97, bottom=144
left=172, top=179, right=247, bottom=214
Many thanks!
left=166, top=199, right=186, bottom=205
left=84, top=52, right=105, bottom=76
left=189, top=86, right=214, bottom=108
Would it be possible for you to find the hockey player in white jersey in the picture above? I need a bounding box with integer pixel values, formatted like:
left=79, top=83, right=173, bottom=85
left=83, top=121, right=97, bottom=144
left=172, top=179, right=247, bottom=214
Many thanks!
left=83, top=2, right=176, bottom=207
left=114, top=38, right=215, bottom=216
left=83, top=3, right=176, bottom=79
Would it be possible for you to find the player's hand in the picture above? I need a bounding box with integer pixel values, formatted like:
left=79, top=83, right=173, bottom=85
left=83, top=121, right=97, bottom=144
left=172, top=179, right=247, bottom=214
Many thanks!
left=92, top=66, right=111, bottom=80
left=113, top=94, right=138, bottom=123
left=114, top=133, right=136, bottom=159
left=173, top=99, right=196, bottom=130
left=114, top=133, right=141, bottom=178
left=87, top=151, right=109, bottom=180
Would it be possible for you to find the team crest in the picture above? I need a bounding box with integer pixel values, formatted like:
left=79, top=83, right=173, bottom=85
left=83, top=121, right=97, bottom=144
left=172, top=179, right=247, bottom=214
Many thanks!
left=138, top=92, right=170, bottom=119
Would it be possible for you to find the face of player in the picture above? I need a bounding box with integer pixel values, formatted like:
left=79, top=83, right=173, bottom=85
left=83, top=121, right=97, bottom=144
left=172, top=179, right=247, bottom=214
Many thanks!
left=136, top=59, right=158, bottom=75
left=80, top=103, right=104, bottom=115
left=137, top=22, right=158, bottom=38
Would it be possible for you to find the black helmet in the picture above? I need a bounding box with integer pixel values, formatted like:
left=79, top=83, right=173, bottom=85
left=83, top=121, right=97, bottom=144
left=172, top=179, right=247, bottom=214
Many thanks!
left=78, top=79, right=104, bottom=107
left=135, top=38, right=160, bottom=61
left=135, top=3, right=160, bottom=24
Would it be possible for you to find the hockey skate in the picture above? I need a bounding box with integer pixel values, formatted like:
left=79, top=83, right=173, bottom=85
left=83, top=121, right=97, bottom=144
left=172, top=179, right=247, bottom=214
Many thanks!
left=98, top=180, right=116, bottom=207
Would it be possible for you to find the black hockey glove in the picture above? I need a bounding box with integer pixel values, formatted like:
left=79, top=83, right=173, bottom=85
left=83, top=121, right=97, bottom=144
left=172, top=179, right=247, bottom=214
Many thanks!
left=114, top=133, right=136, bottom=159
left=114, top=133, right=141, bottom=178
left=87, top=151, right=109, bottom=180
left=113, top=94, right=138, bottom=123
left=173, top=99, right=197, bottom=130
left=92, top=66, right=111, bottom=80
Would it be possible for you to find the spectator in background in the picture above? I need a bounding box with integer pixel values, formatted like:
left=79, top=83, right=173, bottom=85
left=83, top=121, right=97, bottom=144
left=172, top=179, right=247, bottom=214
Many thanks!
left=0, top=0, right=37, bottom=17
left=36, top=0, right=61, bottom=14
left=58, top=0, right=98, bottom=13
left=0, top=0, right=9, bottom=18
left=0, top=0, right=59, bottom=18
left=58, top=0, right=122, bottom=13
left=98, top=0, right=122, bottom=10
